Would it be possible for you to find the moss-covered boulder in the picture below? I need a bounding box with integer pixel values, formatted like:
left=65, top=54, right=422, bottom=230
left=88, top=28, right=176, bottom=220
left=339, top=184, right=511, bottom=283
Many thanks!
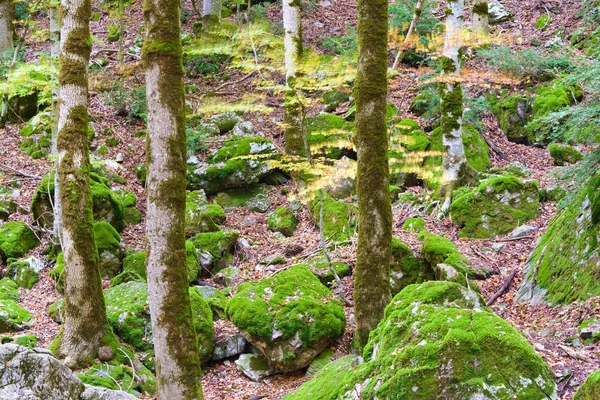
left=214, top=184, right=268, bottom=210
left=114, top=189, right=142, bottom=226
left=305, top=257, right=351, bottom=286
left=402, top=217, right=425, bottom=232
left=0, top=278, right=31, bottom=332
left=208, top=111, right=240, bottom=133
left=267, top=207, right=298, bottom=237
left=226, top=265, right=346, bottom=372
left=574, top=370, right=600, bottom=400
left=49, top=253, right=65, bottom=294
left=78, top=361, right=157, bottom=396
left=390, top=238, right=434, bottom=295
left=309, top=193, right=357, bottom=242
left=207, top=137, right=277, bottom=164
left=450, top=176, right=540, bottom=238
left=31, top=173, right=125, bottom=232
left=104, top=281, right=214, bottom=369
left=185, top=190, right=225, bottom=236
left=94, top=222, right=122, bottom=280
left=306, top=114, right=355, bottom=159
left=5, top=257, right=43, bottom=289
left=0, top=221, right=40, bottom=262
left=284, top=281, right=557, bottom=400
left=190, top=230, right=239, bottom=275
left=0, top=187, right=18, bottom=222
left=490, top=92, right=533, bottom=144
left=190, top=285, right=227, bottom=320
left=516, top=172, right=600, bottom=304
left=548, top=143, right=583, bottom=166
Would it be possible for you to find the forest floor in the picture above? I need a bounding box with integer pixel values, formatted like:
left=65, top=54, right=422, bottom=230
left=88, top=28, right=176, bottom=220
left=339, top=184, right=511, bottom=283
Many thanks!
left=0, top=0, right=599, bottom=399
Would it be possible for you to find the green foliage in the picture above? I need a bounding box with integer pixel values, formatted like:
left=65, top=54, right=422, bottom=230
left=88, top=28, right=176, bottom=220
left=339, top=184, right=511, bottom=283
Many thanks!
left=183, top=52, right=228, bottom=77
left=535, top=14, right=551, bottom=30
left=319, top=27, right=358, bottom=56
left=104, top=81, right=147, bottom=121
left=0, top=59, right=57, bottom=109
left=389, top=0, right=439, bottom=50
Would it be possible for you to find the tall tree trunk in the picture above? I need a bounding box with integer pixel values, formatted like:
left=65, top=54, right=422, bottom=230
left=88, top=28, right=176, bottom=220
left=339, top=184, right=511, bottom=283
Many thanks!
left=50, top=4, right=61, bottom=58
left=143, top=0, right=205, bottom=398
left=283, top=0, right=303, bottom=156
left=51, top=0, right=110, bottom=369
left=472, top=0, right=489, bottom=40
left=353, top=0, right=392, bottom=349
left=392, top=0, right=423, bottom=70
left=0, top=0, right=13, bottom=56
left=50, top=3, right=61, bottom=247
left=202, top=0, right=221, bottom=30
left=439, top=0, right=469, bottom=213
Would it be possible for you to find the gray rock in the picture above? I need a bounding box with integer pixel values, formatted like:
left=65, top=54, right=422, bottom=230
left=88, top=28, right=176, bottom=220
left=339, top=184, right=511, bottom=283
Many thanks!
left=0, top=344, right=135, bottom=400
left=214, top=266, right=239, bottom=286
left=232, top=121, right=255, bottom=136
left=246, top=194, right=271, bottom=213
left=115, top=153, right=124, bottom=163
left=492, top=243, right=506, bottom=252
left=489, top=1, right=512, bottom=24
left=209, top=112, right=240, bottom=133
left=259, top=253, right=287, bottom=265
left=545, top=37, right=565, bottom=48
left=511, top=225, right=537, bottom=238
left=235, top=353, right=276, bottom=382
left=212, top=334, right=247, bottom=361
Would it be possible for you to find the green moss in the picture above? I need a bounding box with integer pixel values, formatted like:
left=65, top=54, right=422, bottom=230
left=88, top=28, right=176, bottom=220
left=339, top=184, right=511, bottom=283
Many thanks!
left=535, top=14, right=550, bottom=30
left=390, top=238, right=434, bottom=295
left=214, top=184, right=266, bottom=209
left=226, top=265, right=345, bottom=364
left=574, top=369, right=600, bottom=400
left=450, top=176, right=540, bottom=238
left=190, top=285, right=227, bottom=320
left=309, top=192, right=357, bottom=242
left=186, top=190, right=225, bottom=236
left=489, top=92, right=533, bottom=144
left=14, top=334, right=38, bottom=348
left=190, top=230, right=239, bottom=273
left=548, top=143, right=583, bottom=166
left=207, top=137, right=276, bottom=164
left=49, top=252, right=65, bottom=294
left=0, top=221, right=40, bottom=260
left=5, top=257, right=43, bottom=289
left=419, top=232, right=469, bottom=276
left=0, top=298, right=31, bottom=332
left=305, top=114, right=355, bottom=159
left=304, top=258, right=351, bottom=286
left=0, top=278, right=21, bottom=301
left=402, top=217, right=426, bottom=232
left=267, top=207, right=298, bottom=237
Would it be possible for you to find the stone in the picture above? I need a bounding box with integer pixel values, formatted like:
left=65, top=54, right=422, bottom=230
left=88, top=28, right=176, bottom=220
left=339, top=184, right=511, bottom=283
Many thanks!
left=232, top=121, right=255, bottom=136
left=235, top=353, right=276, bottom=382
left=390, top=238, right=434, bottom=296
left=450, top=176, right=540, bottom=238
left=259, top=253, right=287, bottom=265
left=305, top=348, right=334, bottom=377
left=284, top=282, right=557, bottom=400
left=5, top=257, right=44, bottom=289
left=213, top=266, right=239, bottom=286
left=305, top=257, right=350, bottom=286
left=190, top=285, right=227, bottom=319
left=267, top=207, right=298, bottom=237
left=97, top=346, right=114, bottom=362
left=246, top=193, right=271, bottom=213
left=321, top=89, right=350, bottom=113
left=0, top=221, right=40, bottom=261
left=215, top=184, right=267, bottom=210
left=548, top=144, right=583, bottom=166
left=209, top=111, right=241, bottom=133
left=325, top=157, right=356, bottom=199
left=574, top=369, right=600, bottom=400
left=185, top=190, right=225, bottom=236
left=489, top=0, right=512, bottom=24
left=308, top=192, right=357, bottom=242
left=190, top=230, right=239, bottom=275
left=489, top=93, right=534, bottom=144
left=226, top=265, right=346, bottom=372
left=115, top=153, right=124, bottom=163
left=94, top=222, right=123, bottom=280
left=0, top=344, right=136, bottom=400
left=511, top=225, right=537, bottom=238
left=4, top=93, right=38, bottom=123
left=492, top=243, right=506, bottom=252
left=212, top=333, right=247, bottom=361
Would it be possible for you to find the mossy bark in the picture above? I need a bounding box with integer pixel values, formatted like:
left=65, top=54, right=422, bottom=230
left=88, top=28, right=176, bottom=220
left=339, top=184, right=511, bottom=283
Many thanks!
left=142, top=0, right=204, bottom=398
left=0, top=0, right=13, bottom=55
left=353, top=0, right=392, bottom=349
left=472, top=0, right=489, bottom=43
left=53, top=0, right=111, bottom=369
left=283, top=0, right=304, bottom=156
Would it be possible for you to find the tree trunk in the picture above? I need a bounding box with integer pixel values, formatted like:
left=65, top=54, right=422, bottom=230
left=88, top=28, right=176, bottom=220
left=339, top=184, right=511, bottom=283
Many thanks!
left=202, top=0, right=221, bottom=30
left=439, top=0, right=469, bottom=212
left=353, top=0, right=392, bottom=349
left=50, top=5, right=61, bottom=58
left=51, top=0, right=110, bottom=369
left=142, top=0, right=205, bottom=398
left=472, top=0, right=489, bottom=40
left=0, top=0, right=13, bottom=56
left=51, top=4, right=61, bottom=246
left=283, top=0, right=303, bottom=156
left=392, top=0, right=423, bottom=70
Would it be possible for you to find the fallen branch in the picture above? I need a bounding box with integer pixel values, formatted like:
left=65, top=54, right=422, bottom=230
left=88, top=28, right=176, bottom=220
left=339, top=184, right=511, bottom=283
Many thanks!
left=558, top=344, right=594, bottom=363
left=0, top=164, right=42, bottom=179
left=486, top=268, right=518, bottom=306
left=498, top=235, right=534, bottom=242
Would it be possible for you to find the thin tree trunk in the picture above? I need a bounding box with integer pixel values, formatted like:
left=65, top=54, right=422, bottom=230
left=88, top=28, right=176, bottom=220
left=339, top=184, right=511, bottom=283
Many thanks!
left=202, top=0, right=221, bottom=30
left=51, top=0, right=110, bottom=369
left=50, top=5, right=60, bottom=58
left=353, top=0, right=392, bottom=350
left=472, top=0, right=489, bottom=42
left=392, top=0, right=423, bottom=70
left=439, top=0, right=469, bottom=213
left=283, top=0, right=303, bottom=156
left=50, top=3, right=61, bottom=247
left=143, top=0, right=205, bottom=398
left=0, top=0, right=13, bottom=55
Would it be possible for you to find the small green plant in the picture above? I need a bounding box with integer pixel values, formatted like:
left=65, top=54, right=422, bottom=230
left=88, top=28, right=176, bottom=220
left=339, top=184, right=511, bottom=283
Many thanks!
left=183, top=53, right=228, bottom=77
left=104, top=81, right=147, bottom=121
left=320, top=28, right=358, bottom=56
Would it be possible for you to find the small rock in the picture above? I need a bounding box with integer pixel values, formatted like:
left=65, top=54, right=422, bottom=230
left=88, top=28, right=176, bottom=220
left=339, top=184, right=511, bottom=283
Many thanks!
left=238, top=238, right=251, bottom=249
left=212, top=334, right=247, bottom=361
left=115, top=153, right=124, bottom=163
left=511, top=225, right=537, bottom=238
left=232, top=121, right=255, bottom=136
left=214, top=266, right=239, bottom=286
left=259, top=253, right=286, bottom=265
left=492, top=243, right=506, bottom=252
left=246, top=194, right=271, bottom=213
left=235, top=353, right=276, bottom=382
left=98, top=346, right=114, bottom=361
left=489, top=0, right=512, bottom=24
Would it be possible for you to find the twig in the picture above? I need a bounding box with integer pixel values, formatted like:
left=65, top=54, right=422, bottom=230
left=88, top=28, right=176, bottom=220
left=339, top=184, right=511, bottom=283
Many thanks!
left=0, top=164, right=41, bottom=179
left=497, top=235, right=534, bottom=242
left=558, top=344, right=594, bottom=363
left=486, top=268, right=518, bottom=306
left=244, top=13, right=266, bottom=82
left=119, top=348, right=136, bottom=393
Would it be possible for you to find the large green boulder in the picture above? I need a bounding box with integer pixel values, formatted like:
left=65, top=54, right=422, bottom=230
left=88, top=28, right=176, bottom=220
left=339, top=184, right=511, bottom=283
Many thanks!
left=190, top=230, right=238, bottom=275
left=31, top=173, right=125, bottom=232
left=548, top=143, right=583, bottom=166
left=489, top=92, right=533, bottom=144
left=306, top=114, right=355, bottom=159
left=5, top=257, right=43, bottom=289
left=226, top=265, right=346, bottom=372
left=104, top=281, right=214, bottom=369
left=516, top=172, right=600, bottom=304
left=390, top=238, right=434, bottom=295
left=574, top=370, right=600, bottom=400
left=94, top=222, right=122, bottom=279
left=185, top=190, right=225, bottom=236
left=0, top=186, right=18, bottom=221
left=0, top=221, right=40, bottom=262
left=284, top=281, right=557, bottom=400
left=267, top=206, right=298, bottom=237
left=450, top=176, right=540, bottom=238
left=309, top=193, right=357, bottom=242
left=0, top=278, right=31, bottom=332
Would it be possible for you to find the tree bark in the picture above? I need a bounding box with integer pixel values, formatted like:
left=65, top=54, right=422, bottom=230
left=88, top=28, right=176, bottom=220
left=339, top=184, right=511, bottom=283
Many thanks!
left=51, top=2, right=61, bottom=247
left=202, top=0, right=221, bottom=30
left=52, top=0, right=110, bottom=369
left=283, top=0, right=304, bottom=156
left=142, top=0, right=205, bottom=398
left=439, top=0, right=469, bottom=212
left=472, top=0, right=489, bottom=41
left=0, top=0, right=13, bottom=55
left=50, top=5, right=61, bottom=58
left=353, top=0, right=392, bottom=349
left=392, top=0, right=423, bottom=70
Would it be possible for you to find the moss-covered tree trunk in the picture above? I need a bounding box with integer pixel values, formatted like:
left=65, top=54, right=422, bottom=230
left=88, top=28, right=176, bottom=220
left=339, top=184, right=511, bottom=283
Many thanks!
left=143, top=0, right=205, bottom=398
left=52, top=0, right=110, bottom=369
left=0, top=0, right=13, bottom=56
left=353, top=0, right=392, bottom=349
left=283, top=0, right=304, bottom=156
left=439, top=0, right=469, bottom=212
left=202, top=0, right=221, bottom=30
left=472, top=0, right=489, bottom=40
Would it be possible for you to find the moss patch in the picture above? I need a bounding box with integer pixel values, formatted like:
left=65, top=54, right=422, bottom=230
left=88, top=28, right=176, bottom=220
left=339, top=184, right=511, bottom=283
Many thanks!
left=574, top=369, right=600, bottom=400
left=267, top=207, right=298, bottom=237
left=548, top=144, right=583, bottom=166
left=308, top=192, right=357, bottom=242
left=0, top=221, right=40, bottom=260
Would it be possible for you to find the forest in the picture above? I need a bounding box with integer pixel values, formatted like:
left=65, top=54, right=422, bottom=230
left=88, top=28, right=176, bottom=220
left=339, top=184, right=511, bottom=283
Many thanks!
left=0, top=0, right=599, bottom=398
